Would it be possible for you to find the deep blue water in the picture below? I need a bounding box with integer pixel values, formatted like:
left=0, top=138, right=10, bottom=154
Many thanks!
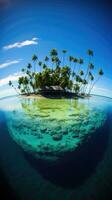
left=0, top=95, right=112, bottom=200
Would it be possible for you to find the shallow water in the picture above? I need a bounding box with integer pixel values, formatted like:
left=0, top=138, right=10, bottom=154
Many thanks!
left=0, top=95, right=112, bottom=200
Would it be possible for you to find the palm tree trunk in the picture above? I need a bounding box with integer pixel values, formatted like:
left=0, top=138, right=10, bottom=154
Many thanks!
left=69, top=61, right=71, bottom=69
left=63, top=55, right=65, bottom=67
left=73, top=63, right=76, bottom=74
left=34, top=62, right=36, bottom=72
left=88, top=77, right=100, bottom=95
left=84, top=75, right=90, bottom=94
left=87, top=80, right=93, bottom=95
left=52, top=62, right=54, bottom=71
left=12, top=85, right=20, bottom=95
left=79, top=83, right=84, bottom=94
left=84, top=55, right=91, bottom=80
left=78, top=64, right=81, bottom=74
left=83, top=56, right=91, bottom=93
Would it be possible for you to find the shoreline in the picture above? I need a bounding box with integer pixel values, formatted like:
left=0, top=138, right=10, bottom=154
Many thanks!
left=20, top=92, right=91, bottom=100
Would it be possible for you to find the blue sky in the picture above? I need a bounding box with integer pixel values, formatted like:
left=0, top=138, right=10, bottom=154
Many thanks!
left=0, top=0, right=112, bottom=98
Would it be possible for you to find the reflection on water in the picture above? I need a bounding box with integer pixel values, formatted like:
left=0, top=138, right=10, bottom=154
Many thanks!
left=0, top=95, right=112, bottom=200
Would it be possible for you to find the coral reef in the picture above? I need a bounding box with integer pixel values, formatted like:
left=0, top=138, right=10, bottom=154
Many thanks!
left=5, top=97, right=107, bottom=161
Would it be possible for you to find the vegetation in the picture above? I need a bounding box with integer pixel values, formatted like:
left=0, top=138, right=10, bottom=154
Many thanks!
left=9, top=48, right=104, bottom=96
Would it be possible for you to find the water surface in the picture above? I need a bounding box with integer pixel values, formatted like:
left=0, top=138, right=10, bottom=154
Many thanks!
left=0, top=95, right=112, bottom=200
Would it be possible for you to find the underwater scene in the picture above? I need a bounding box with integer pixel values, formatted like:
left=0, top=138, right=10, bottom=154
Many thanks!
left=0, top=95, right=112, bottom=200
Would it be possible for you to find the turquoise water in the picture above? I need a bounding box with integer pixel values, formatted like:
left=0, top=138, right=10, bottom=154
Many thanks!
left=0, top=95, right=112, bottom=200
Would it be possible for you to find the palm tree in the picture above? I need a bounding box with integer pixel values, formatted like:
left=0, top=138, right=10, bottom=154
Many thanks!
left=79, top=70, right=87, bottom=93
left=43, top=64, right=47, bottom=69
left=38, top=61, right=42, bottom=72
left=50, top=49, right=58, bottom=70
left=9, top=80, right=12, bottom=86
left=32, top=54, right=38, bottom=72
left=62, top=50, right=67, bottom=54
left=90, top=75, right=94, bottom=81
left=9, top=48, right=104, bottom=96
left=61, top=66, right=71, bottom=77
left=18, top=77, right=26, bottom=93
left=83, top=79, right=88, bottom=85
left=88, top=68, right=104, bottom=95
left=75, top=75, right=81, bottom=84
left=83, top=79, right=88, bottom=93
left=87, top=49, right=94, bottom=57
left=82, top=50, right=94, bottom=93
left=99, top=68, right=104, bottom=76
left=62, top=50, right=67, bottom=66
left=84, top=72, right=94, bottom=94
left=72, top=71, right=76, bottom=78
left=55, top=56, right=61, bottom=67
left=21, top=68, right=25, bottom=72
left=79, top=70, right=84, bottom=76
left=50, top=49, right=58, bottom=57
left=72, top=57, right=78, bottom=75
left=23, top=76, right=30, bottom=94
left=79, top=58, right=84, bottom=64
left=9, top=81, right=20, bottom=94
left=51, top=57, right=56, bottom=70
left=89, top=63, right=94, bottom=70
left=27, top=63, right=32, bottom=69
left=56, top=65, right=61, bottom=73
left=84, top=50, right=94, bottom=80
left=78, top=58, right=84, bottom=73
left=88, top=75, right=94, bottom=94
left=69, top=56, right=73, bottom=67
left=44, top=56, right=49, bottom=62
left=26, top=70, right=30, bottom=76
left=74, top=84, right=80, bottom=95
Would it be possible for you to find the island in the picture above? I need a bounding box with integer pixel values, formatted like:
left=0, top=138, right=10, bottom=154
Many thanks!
left=9, top=48, right=104, bottom=98
left=6, top=48, right=106, bottom=163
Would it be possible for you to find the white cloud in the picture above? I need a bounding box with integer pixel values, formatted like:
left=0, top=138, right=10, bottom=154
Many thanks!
left=0, top=72, right=23, bottom=87
left=0, top=88, right=16, bottom=100
left=3, top=37, right=39, bottom=50
left=91, top=86, right=112, bottom=98
left=0, top=59, right=22, bottom=69
left=93, top=86, right=111, bottom=93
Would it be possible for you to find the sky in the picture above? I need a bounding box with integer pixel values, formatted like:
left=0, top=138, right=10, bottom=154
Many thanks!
left=0, top=0, right=112, bottom=98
